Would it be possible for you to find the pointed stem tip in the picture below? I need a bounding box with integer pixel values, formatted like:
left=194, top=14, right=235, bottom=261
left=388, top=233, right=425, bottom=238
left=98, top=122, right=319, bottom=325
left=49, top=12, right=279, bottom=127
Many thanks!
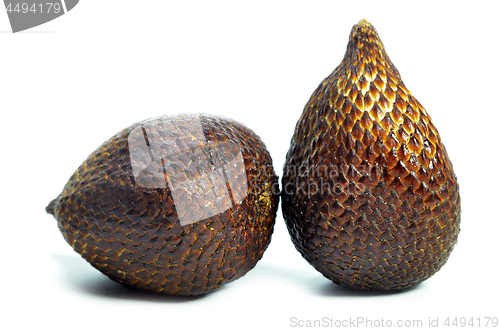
left=351, top=19, right=377, bottom=40
left=349, top=18, right=381, bottom=46
left=356, top=19, right=372, bottom=27
left=46, top=198, right=58, bottom=216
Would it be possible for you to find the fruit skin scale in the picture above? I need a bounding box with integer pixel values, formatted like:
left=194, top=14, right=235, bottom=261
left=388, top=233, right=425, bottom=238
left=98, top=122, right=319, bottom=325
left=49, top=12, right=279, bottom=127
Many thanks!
left=282, top=20, right=461, bottom=290
left=47, top=114, right=279, bottom=296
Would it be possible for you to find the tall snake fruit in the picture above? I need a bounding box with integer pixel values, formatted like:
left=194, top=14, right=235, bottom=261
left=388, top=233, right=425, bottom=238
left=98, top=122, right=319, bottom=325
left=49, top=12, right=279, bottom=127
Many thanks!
left=282, top=20, right=461, bottom=290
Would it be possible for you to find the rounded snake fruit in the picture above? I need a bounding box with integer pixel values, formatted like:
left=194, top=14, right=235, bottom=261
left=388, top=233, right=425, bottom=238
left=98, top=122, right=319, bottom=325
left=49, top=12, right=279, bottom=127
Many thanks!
left=281, top=19, right=461, bottom=290
left=47, top=113, right=279, bottom=296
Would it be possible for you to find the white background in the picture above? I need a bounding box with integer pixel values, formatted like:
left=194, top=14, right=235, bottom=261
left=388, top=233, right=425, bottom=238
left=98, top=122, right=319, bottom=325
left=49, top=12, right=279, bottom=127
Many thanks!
left=1, top=1, right=499, bottom=330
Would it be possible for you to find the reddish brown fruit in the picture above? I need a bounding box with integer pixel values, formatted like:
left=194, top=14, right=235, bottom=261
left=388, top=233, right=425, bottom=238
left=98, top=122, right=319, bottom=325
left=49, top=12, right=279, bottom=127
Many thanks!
left=282, top=20, right=461, bottom=290
left=47, top=114, right=279, bottom=295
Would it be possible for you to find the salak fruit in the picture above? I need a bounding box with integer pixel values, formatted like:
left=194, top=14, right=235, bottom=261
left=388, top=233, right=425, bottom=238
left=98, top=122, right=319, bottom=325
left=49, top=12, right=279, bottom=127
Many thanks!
left=47, top=114, right=279, bottom=295
left=282, top=20, right=461, bottom=290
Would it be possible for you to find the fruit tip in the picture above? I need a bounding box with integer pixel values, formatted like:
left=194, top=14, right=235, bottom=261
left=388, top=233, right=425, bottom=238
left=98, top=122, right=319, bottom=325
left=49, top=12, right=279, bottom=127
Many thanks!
left=46, top=198, right=57, bottom=216
left=348, top=18, right=382, bottom=48
left=357, top=19, right=371, bottom=27
left=350, top=19, right=377, bottom=39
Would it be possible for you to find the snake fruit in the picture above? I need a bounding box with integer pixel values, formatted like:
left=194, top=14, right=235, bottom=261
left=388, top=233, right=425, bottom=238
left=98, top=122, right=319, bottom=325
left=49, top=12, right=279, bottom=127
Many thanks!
left=47, top=114, right=279, bottom=295
left=282, top=20, right=461, bottom=290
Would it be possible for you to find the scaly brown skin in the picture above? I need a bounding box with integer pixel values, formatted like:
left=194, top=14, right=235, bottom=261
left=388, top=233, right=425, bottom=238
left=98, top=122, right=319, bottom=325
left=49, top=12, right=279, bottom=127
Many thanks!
left=47, top=114, right=279, bottom=296
left=282, top=20, right=461, bottom=290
